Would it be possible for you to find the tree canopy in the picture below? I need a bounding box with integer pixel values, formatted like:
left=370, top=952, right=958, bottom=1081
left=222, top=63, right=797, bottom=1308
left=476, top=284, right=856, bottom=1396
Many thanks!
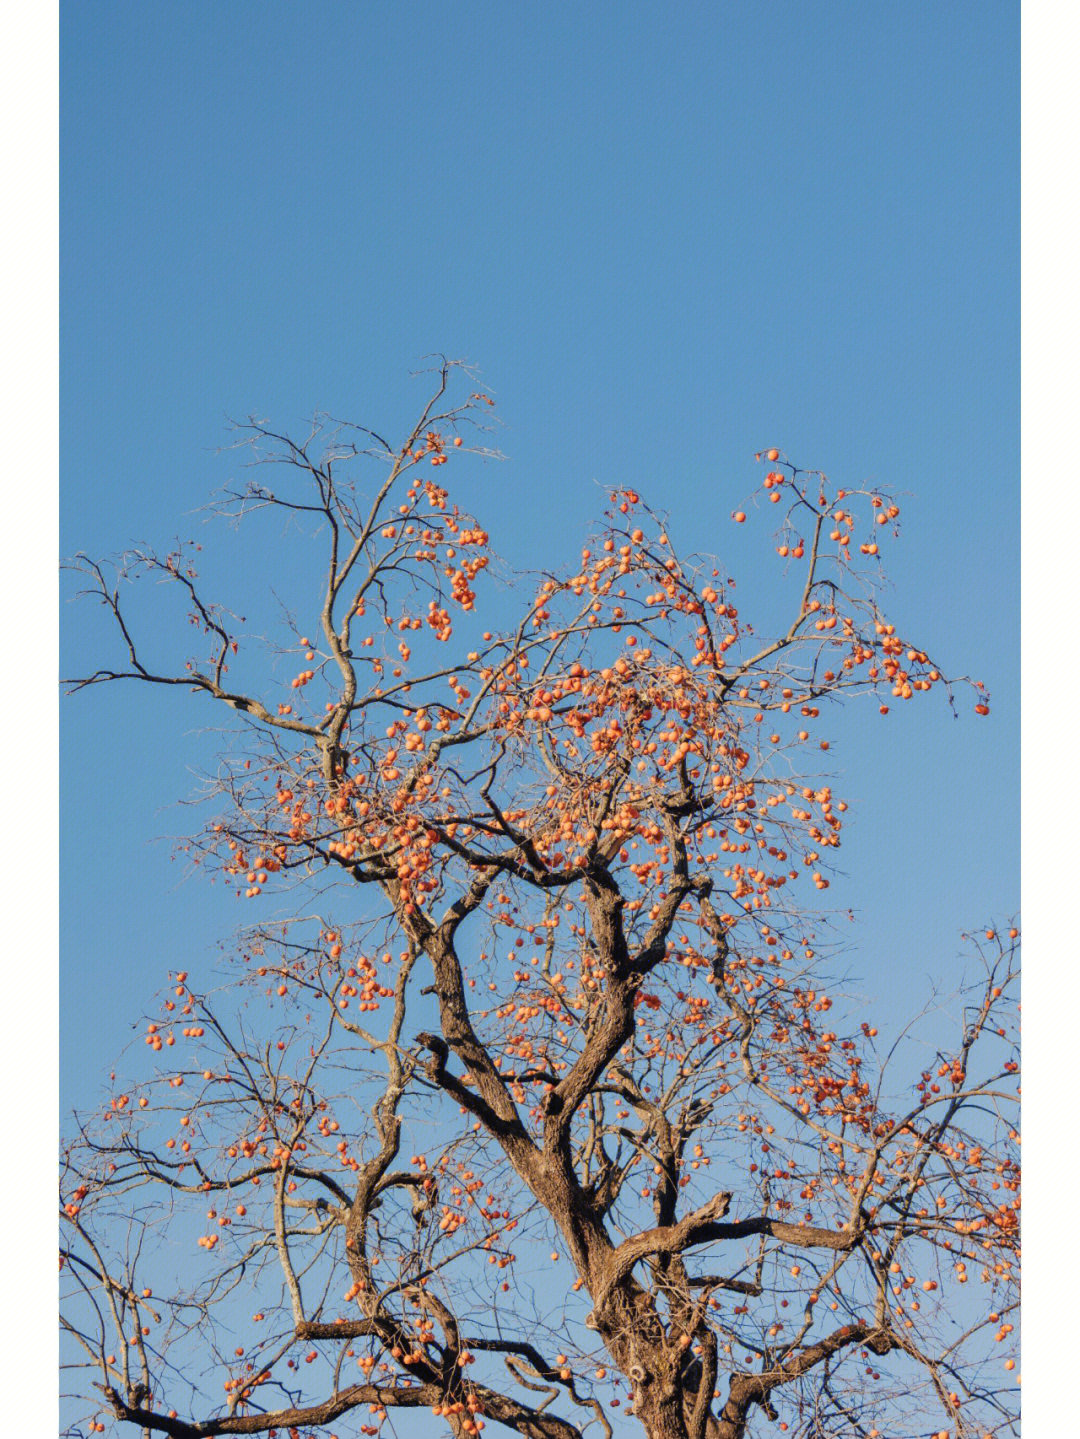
left=62, top=362, right=1019, bottom=1439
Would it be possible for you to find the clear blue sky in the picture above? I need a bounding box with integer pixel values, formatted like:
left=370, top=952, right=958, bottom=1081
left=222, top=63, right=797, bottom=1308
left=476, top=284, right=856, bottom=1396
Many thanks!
left=61, top=0, right=1017, bottom=1249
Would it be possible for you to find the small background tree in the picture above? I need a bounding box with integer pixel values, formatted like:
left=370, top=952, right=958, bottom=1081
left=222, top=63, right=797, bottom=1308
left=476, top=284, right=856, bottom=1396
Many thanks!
left=62, top=363, right=1019, bottom=1439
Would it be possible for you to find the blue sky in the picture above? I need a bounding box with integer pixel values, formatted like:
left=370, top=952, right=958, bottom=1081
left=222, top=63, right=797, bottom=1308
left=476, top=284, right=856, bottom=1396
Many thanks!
left=59, top=1, right=1018, bottom=1425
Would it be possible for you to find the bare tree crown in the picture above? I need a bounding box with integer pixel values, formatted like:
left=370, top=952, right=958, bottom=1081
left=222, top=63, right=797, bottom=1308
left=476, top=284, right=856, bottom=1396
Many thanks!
left=62, top=362, right=1019, bottom=1439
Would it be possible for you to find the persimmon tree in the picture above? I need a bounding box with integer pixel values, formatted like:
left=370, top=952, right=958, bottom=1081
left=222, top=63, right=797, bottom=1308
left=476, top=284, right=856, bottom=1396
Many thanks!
left=62, top=361, right=1019, bottom=1439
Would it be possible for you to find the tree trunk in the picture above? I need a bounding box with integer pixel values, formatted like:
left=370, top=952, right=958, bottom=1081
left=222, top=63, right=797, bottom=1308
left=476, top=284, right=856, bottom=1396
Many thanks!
left=632, top=1389, right=695, bottom=1439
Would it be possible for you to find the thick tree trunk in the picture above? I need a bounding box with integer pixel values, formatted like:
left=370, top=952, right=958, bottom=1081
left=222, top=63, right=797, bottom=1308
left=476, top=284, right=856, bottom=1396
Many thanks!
left=593, top=1294, right=706, bottom=1439
left=632, top=1390, right=695, bottom=1439
left=621, top=1367, right=730, bottom=1439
